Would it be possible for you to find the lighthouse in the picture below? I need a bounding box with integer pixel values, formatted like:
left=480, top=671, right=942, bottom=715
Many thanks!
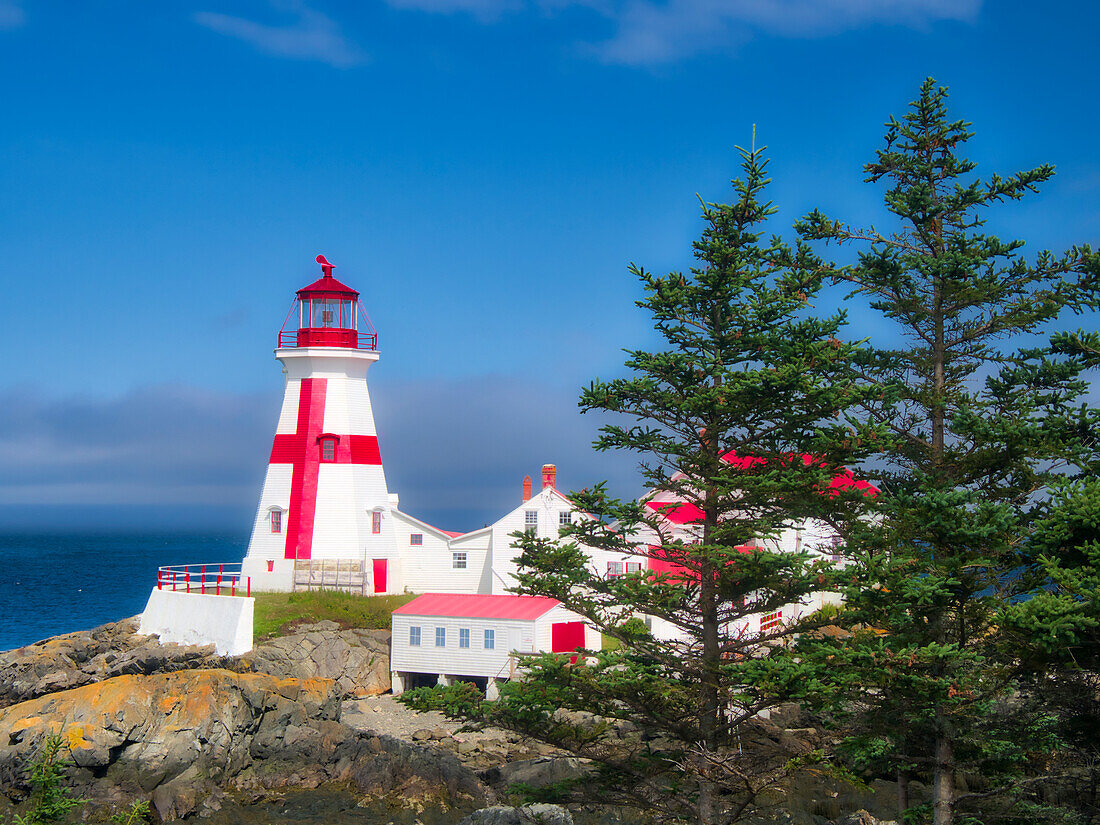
left=242, top=255, right=399, bottom=593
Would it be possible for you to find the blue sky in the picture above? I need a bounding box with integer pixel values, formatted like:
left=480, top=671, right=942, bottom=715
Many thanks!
left=2, top=0, right=1098, bottom=532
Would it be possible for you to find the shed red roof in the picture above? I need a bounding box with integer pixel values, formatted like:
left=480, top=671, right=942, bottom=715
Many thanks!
left=393, top=593, right=561, bottom=621
left=296, top=274, right=360, bottom=298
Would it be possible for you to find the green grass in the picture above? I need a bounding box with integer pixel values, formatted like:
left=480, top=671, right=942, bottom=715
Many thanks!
left=252, top=590, right=417, bottom=640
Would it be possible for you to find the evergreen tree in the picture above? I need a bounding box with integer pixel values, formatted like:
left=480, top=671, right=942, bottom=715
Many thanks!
left=797, top=79, right=1100, bottom=825
left=403, top=145, right=880, bottom=825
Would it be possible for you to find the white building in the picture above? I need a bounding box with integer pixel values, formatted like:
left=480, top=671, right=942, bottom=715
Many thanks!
left=389, top=593, right=599, bottom=699
left=145, top=256, right=872, bottom=670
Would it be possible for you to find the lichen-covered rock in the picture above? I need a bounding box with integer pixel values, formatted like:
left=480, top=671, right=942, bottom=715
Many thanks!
left=0, top=618, right=229, bottom=709
left=240, top=624, right=391, bottom=698
left=0, top=668, right=484, bottom=821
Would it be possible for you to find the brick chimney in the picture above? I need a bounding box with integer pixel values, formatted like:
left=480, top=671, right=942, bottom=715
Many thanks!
left=522, top=476, right=532, bottom=502
left=542, top=464, right=556, bottom=490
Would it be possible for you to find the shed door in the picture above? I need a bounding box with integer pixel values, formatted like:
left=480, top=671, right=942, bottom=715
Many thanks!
left=372, top=559, right=387, bottom=594
left=551, top=621, right=586, bottom=653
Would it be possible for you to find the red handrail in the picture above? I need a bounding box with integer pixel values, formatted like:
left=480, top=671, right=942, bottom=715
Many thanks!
left=156, top=563, right=250, bottom=598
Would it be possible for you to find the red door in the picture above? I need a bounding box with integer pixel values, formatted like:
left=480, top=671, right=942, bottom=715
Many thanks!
left=551, top=621, right=586, bottom=654
left=372, top=559, right=387, bottom=594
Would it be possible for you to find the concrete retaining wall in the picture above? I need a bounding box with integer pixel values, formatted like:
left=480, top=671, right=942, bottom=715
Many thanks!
left=139, top=588, right=254, bottom=656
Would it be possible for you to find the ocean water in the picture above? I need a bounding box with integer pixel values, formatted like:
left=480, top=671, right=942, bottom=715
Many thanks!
left=0, top=533, right=247, bottom=652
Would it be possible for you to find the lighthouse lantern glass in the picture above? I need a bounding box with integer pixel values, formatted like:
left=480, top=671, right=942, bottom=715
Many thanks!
left=305, top=298, right=354, bottom=329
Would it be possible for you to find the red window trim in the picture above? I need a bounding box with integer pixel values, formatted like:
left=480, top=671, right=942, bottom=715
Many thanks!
left=761, top=610, right=783, bottom=633
left=372, top=510, right=382, bottom=534
left=317, top=433, right=340, bottom=463
left=270, top=509, right=282, bottom=533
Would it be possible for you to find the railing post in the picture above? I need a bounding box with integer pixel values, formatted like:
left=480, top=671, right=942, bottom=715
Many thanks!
left=218, top=564, right=223, bottom=596
left=157, top=569, right=162, bottom=590
left=247, top=577, right=251, bottom=597
left=185, top=571, right=190, bottom=593
left=172, top=570, right=177, bottom=591
left=201, top=564, right=206, bottom=594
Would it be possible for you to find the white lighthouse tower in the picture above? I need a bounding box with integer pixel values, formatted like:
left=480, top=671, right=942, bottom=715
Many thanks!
left=242, top=255, right=399, bottom=593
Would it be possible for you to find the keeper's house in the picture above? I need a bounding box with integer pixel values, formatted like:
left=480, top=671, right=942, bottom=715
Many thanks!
left=389, top=594, right=600, bottom=699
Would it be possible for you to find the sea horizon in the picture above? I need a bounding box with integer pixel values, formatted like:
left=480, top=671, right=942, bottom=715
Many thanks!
left=0, top=531, right=248, bottom=652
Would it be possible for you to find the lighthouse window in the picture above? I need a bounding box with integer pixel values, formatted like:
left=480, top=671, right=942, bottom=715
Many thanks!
left=320, top=437, right=336, bottom=462
left=452, top=552, right=467, bottom=569
left=269, top=510, right=282, bottom=533
left=372, top=511, right=382, bottom=534
left=410, top=533, right=423, bottom=546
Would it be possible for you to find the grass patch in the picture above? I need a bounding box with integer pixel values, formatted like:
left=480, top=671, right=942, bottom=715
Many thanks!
left=253, top=590, right=417, bottom=640
left=601, top=633, right=621, bottom=651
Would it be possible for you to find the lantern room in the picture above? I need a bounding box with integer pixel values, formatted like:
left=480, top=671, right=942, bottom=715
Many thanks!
left=278, top=255, right=377, bottom=350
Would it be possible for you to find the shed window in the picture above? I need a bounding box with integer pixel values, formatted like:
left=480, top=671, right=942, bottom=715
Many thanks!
left=524, top=510, right=538, bottom=534
left=372, top=511, right=382, bottom=534
left=484, top=629, right=495, bottom=649
left=452, top=552, right=467, bottom=569
left=409, top=626, right=421, bottom=646
left=270, top=509, right=282, bottom=533
left=459, top=628, right=470, bottom=649
left=625, top=561, right=642, bottom=574
left=559, top=511, right=571, bottom=528
left=410, top=533, right=423, bottom=546
left=435, top=627, right=446, bottom=647
left=320, top=437, right=337, bottom=462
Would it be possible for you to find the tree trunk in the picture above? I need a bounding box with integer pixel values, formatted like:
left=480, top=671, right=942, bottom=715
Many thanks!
left=897, top=767, right=910, bottom=821
left=932, top=718, right=955, bottom=825
left=697, top=486, right=721, bottom=825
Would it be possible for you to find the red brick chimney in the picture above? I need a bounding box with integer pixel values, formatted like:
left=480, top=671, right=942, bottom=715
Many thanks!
left=522, top=476, right=532, bottom=502
left=542, top=464, right=556, bottom=490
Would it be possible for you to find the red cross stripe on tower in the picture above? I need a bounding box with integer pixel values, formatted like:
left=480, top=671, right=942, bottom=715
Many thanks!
left=269, top=378, right=382, bottom=559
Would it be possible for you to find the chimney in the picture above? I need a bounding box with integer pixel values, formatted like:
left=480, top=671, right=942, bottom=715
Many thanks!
left=522, top=476, right=532, bottom=502
left=542, top=464, right=557, bottom=491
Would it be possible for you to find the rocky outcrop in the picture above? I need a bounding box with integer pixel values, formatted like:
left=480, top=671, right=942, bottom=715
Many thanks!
left=0, top=669, right=485, bottom=821
left=241, top=621, right=391, bottom=698
left=0, top=618, right=393, bottom=710
left=459, top=804, right=574, bottom=825
left=0, top=618, right=229, bottom=709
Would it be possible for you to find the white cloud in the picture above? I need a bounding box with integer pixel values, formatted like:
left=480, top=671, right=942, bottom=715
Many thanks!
left=0, top=0, right=25, bottom=29
left=381, top=0, right=982, bottom=65
left=194, top=1, right=365, bottom=67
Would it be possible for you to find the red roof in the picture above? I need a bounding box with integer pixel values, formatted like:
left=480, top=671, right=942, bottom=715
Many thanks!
left=296, top=274, right=360, bottom=298
left=646, top=501, right=704, bottom=525
left=647, top=454, right=876, bottom=526
left=722, top=452, right=877, bottom=496
left=440, top=530, right=465, bottom=538
left=393, top=593, right=561, bottom=621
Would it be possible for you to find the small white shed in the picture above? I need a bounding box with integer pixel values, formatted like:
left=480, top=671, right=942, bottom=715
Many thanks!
left=390, top=593, right=600, bottom=698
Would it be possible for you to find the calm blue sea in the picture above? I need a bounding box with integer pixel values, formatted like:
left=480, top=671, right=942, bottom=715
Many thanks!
left=0, top=533, right=247, bottom=652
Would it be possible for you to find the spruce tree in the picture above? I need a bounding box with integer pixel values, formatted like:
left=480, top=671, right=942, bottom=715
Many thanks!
left=403, top=145, right=880, bottom=824
left=797, top=79, right=1100, bottom=825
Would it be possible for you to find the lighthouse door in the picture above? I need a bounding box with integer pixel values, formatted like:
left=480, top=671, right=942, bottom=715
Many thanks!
left=372, top=559, right=388, bottom=594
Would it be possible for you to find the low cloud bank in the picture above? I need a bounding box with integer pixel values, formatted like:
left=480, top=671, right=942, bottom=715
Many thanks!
left=0, top=378, right=641, bottom=533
